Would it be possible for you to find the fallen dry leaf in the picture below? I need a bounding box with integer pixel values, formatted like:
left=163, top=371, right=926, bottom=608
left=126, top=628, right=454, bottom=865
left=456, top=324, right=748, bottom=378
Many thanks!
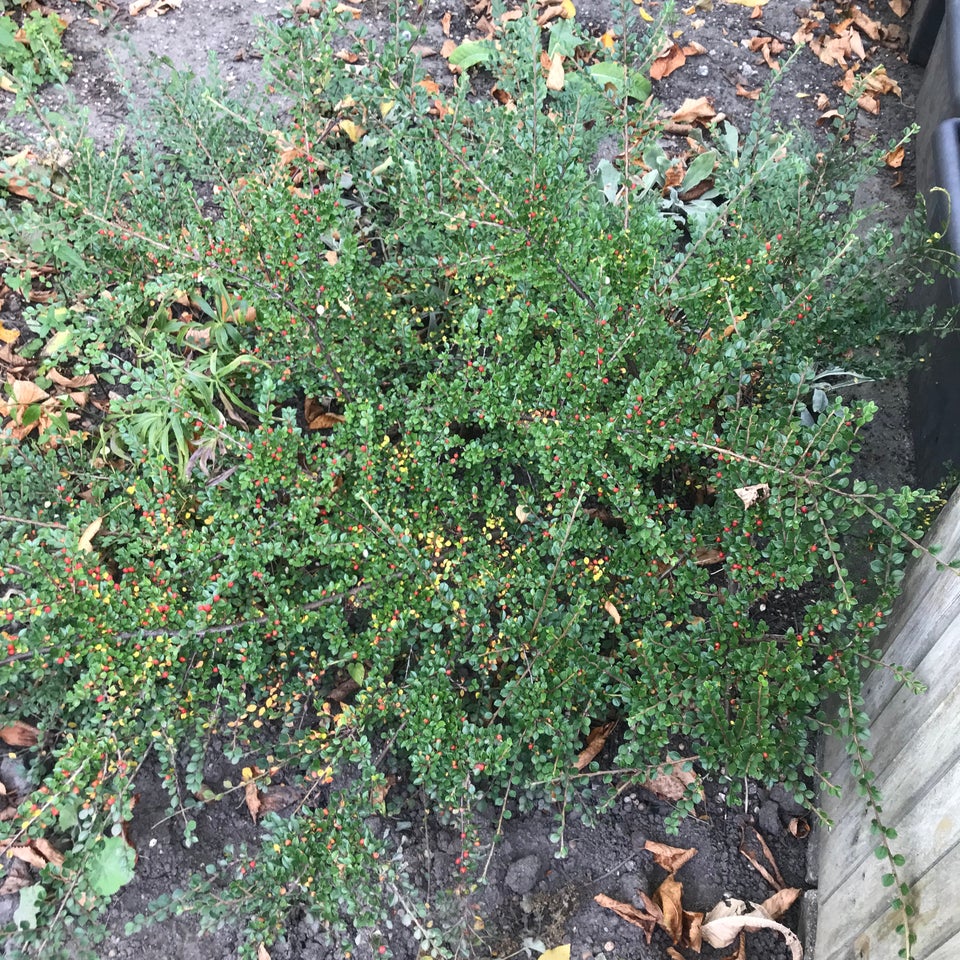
left=889, top=0, right=910, bottom=16
left=733, top=483, right=769, bottom=508
left=77, top=516, right=104, bottom=554
left=594, top=893, right=658, bottom=943
left=670, top=97, right=716, bottom=125
left=644, top=840, right=698, bottom=874
left=0, top=721, right=39, bottom=747
left=787, top=816, right=810, bottom=838
left=651, top=43, right=688, bottom=81
left=441, top=9, right=451, bottom=35
left=639, top=760, right=700, bottom=802
left=545, top=53, right=565, bottom=91
left=758, top=886, right=801, bottom=919
left=884, top=145, right=904, bottom=169
left=575, top=721, right=615, bottom=770
left=654, top=875, right=685, bottom=943
left=0, top=321, right=18, bottom=344
left=736, top=84, right=760, bottom=100
left=257, top=944, right=271, bottom=960
left=33, top=838, right=64, bottom=867
left=603, top=599, right=621, bottom=624
left=0, top=875, right=30, bottom=895
left=740, top=823, right=786, bottom=889
left=701, top=900, right=802, bottom=959
left=242, top=766, right=262, bottom=822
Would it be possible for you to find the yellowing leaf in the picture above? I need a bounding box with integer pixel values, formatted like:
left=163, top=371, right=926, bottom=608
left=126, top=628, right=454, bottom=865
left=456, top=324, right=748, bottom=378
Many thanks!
left=0, top=322, right=18, bottom=344
left=539, top=947, right=571, bottom=960
left=77, top=516, right=104, bottom=554
left=600, top=30, right=616, bottom=49
left=632, top=1, right=655, bottom=22
left=559, top=0, right=576, bottom=17
left=546, top=53, right=565, bottom=91
left=339, top=120, right=365, bottom=143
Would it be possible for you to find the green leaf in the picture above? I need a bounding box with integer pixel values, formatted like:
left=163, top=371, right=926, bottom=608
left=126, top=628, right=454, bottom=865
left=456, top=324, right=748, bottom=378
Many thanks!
left=881, top=873, right=896, bottom=887
left=547, top=20, right=580, bottom=57
left=447, top=41, right=496, bottom=70
left=347, top=661, right=366, bottom=685
left=87, top=836, right=136, bottom=896
left=682, top=150, right=717, bottom=191
left=13, top=885, right=43, bottom=929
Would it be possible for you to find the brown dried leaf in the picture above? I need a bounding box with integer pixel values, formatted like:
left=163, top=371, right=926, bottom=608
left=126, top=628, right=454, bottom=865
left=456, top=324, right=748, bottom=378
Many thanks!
left=257, top=944, right=271, bottom=960
left=603, top=599, right=621, bottom=624
left=440, top=38, right=457, bottom=59
left=758, top=886, right=801, bottom=919
left=545, top=53, right=565, bottom=91
left=639, top=761, right=699, bottom=802
left=594, top=893, right=658, bottom=943
left=575, top=721, right=615, bottom=770
left=259, top=784, right=302, bottom=815
left=0, top=321, right=18, bottom=344
left=739, top=824, right=786, bottom=890
left=441, top=10, right=451, bottom=35
left=536, top=2, right=564, bottom=25
left=0, top=721, right=39, bottom=747
left=33, top=838, right=64, bottom=867
left=644, top=840, right=698, bottom=874
left=684, top=909, right=704, bottom=951
left=3, top=845, right=47, bottom=869
left=651, top=43, right=687, bottom=81
left=787, top=816, right=810, bottom=838
left=736, top=84, right=761, bottom=100
left=693, top=547, right=724, bottom=565
left=663, top=162, right=685, bottom=192
left=670, top=97, right=716, bottom=125
left=701, top=908, right=802, bottom=959
left=654, top=875, right=685, bottom=944
left=47, top=369, right=96, bottom=389
left=721, top=933, right=747, bottom=960
left=0, top=874, right=30, bottom=895
left=889, top=0, right=910, bottom=16
left=77, top=516, right=103, bottom=554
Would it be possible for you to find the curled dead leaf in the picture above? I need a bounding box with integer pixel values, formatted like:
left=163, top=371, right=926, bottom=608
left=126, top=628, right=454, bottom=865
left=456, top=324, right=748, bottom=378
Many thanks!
left=669, top=97, right=716, bottom=125
left=885, top=145, right=905, bottom=169
left=788, top=816, right=810, bottom=838
left=575, top=721, right=615, bottom=770
left=736, top=84, right=761, bottom=100
left=0, top=721, right=39, bottom=747
left=644, top=840, right=698, bottom=874
left=651, top=43, right=687, bottom=81
left=639, top=760, right=700, bottom=802
left=603, top=599, right=621, bottom=624
left=733, top=483, right=770, bottom=509
left=594, top=893, right=658, bottom=943
left=77, top=516, right=104, bottom=554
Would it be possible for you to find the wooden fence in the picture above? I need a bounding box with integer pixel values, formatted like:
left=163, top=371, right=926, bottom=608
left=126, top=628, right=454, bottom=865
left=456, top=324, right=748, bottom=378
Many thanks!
left=815, top=488, right=960, bottom=959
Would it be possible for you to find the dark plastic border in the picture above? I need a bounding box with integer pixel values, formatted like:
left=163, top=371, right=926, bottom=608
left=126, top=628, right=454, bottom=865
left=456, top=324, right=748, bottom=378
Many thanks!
left=910, top=0, right=945, bottom=66
left=908, top=119, right=960, bottom=486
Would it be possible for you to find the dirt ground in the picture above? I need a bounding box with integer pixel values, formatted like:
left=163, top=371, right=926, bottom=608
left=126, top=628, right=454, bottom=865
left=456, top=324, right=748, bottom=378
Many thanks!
left=0, top=0, right=924, bottom=958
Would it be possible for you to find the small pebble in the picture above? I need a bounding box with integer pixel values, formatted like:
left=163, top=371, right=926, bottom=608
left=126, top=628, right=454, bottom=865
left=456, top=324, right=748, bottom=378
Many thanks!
left=604, top=943, right=615, bottom=953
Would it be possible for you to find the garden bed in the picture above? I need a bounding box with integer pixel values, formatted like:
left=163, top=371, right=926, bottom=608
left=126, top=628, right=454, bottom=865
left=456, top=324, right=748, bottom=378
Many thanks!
left=0, top=2, right=935, bottom=959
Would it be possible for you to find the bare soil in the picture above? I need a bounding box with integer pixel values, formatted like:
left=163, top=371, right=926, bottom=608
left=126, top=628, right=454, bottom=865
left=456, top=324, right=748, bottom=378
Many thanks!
left=0, top=1, right=924, bottom=957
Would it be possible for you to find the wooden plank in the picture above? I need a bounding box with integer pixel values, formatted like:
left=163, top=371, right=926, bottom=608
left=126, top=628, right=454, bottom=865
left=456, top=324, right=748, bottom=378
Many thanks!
left=925, top=927, right=960, bottom=960
left=818, top=617, right=960, bottom=830
left=859, top=582, right=960, bottom=720
left=817, top=840, right=960, bottom=960
left=818, top=750, right=960, bottom=907
left=818, top=682, right=960, bottom=898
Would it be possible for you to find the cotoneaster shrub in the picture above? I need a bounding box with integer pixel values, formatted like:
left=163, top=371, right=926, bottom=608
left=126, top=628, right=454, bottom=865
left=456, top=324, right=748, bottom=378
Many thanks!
left=0, top=3, right=945, bottom=956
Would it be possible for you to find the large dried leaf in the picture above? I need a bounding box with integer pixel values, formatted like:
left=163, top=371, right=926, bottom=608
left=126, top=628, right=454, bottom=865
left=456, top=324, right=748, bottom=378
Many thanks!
left=242, top=766, right=262, bottom=823
left=670, top=97, right=716, bottom=125
left=594, top=893, right=658, bottom=943
left=77, top=516, right=104, bottom=554
left=654, top=875, right=685, bottom=943
left=603, top=599, right=621, bottom=624
left=700, top=907, right=802, bottom=960
left=545, top=53, right=565, bottom=91
left=575, top=721, right=615, bottom=770
left=739, top=824, right=785, bottom=889
left=639, top=761, right=700, bottom=802
left=0, top=722, right=39, bottom=747
left=32, top=838, right=64, bottom=867
left=651, top=43, right=687, bottom=81
left=734, top=483, right=769, bottom=508
left=644, top=840, right=698, bottom=874
left=757, top=887, right=802, bottom=919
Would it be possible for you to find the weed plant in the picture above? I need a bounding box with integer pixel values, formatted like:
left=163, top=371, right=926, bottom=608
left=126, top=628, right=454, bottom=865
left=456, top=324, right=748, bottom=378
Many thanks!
left=0, top=2, right=945, bottom=956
